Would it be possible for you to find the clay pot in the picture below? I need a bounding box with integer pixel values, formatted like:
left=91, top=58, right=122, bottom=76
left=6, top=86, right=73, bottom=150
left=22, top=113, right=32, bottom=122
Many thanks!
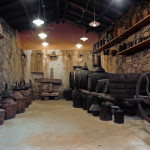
left=0, top=109, right=5, bottom=125
left=113, top=27, right=118, bottom=38
left=126, top=20, right=132, bottom=29
left=132, top=14, right=137, bottom=26
left=137, top=11, right=143, bottom=22
left=0, top=84, right=17, bottom=119
left=117, top=28, right=122, bottom=36
left=142, top=8, right=149, bottom=18
left=121, top=25, right=126, bottom=33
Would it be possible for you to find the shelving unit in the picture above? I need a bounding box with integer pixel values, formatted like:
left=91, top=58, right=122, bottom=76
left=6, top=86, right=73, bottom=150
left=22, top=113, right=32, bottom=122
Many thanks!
left=94, top=14, right=150, bottom=53
left=117, top=38, right=150, bottom=55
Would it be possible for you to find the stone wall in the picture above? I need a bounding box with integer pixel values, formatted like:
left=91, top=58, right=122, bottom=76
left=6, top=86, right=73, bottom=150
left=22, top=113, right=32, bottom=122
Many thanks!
left=0, top=17, right=23, bottom=92
left=100, top=1, right=150, bottom=74
left=22, top=49, right=93, bottom=93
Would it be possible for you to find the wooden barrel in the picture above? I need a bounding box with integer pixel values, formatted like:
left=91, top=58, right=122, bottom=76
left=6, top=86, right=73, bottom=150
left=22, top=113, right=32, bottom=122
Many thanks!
left=95, top=79, right=109, bottom=93
left=72, top=90, right=82, bottom=108
left=79, top=70, right=93, bottom=90
left=88, top=72, right=108, bottom=92
left=81, top=93, right=87, bottom=110
left=69, top=66, right=82, bottom=89
left=108, top=73, right=146, bottom=98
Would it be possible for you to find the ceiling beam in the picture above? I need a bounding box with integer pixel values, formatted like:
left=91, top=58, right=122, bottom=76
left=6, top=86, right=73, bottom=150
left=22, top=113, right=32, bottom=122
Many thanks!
left=124, top=0, right=134, bottom=5
left=0, top=1, right=19, bottom=10
left=69, top=1, right=113, bottom=23
left=18, top=0, right=32, bottom=22
left=63, top=0, right=69, bottom=23
left=91, top=0, right=122, bottom=15
left=56, top=0, right=60, bottom=23
left=69, top=1, right=94, bottom=16
left=66, top=18, right=100, bottom=33
left=67, top=10, right=106, bottom=28
left=67, top=14, right=102, bottom=31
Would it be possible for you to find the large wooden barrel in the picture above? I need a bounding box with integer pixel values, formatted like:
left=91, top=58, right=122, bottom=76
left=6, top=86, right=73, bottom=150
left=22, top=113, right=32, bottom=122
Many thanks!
left=69, top=64, right=92, bottom=90
left=69, top=68, right=82, bottom=89
left=72, top=90, right=82, bottom=108
left=108, top=73, right=146, bottom=98
left=88, top=72, right=108, bottom=92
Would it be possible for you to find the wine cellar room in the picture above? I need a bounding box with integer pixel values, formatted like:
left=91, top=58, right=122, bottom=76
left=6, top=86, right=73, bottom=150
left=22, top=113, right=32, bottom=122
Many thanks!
left=0, top=0, right=150, bottom=149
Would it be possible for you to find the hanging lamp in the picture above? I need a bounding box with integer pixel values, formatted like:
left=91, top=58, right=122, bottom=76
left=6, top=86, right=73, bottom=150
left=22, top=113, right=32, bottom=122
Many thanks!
left=89, top=0, right=100, bottom=27
left=76, top=43, right=83, bottom=49
left=42, top=42, right=49, bottom=47
left=33, top=0, right=44, bottom=26
left=80, top=19, right=88, bottom=42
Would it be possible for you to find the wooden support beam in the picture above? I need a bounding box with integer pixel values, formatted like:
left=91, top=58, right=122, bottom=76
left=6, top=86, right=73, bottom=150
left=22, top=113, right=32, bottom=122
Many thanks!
left=18, top=0, right=32, bottom=22
left=63, top=0, right=69, bottom=22
left=91, top=0, right=122, bottom=15
left=124, top=0, right=134, bottom=6
left=69, top=1, right=95, bottom=16
left=56, top=0, right=60, bottom=23
left=0, top=2, right=19, bottom=10
left=67, top=10, right=106, bottom=28
left=66, top=17, right=101, bottom=33
left=69, top=1, right=113, bottom=23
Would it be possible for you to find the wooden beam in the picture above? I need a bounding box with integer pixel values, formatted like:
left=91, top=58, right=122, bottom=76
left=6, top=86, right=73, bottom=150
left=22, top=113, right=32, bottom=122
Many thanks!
left=69, top=1, right=95, bottom=16
left=66, top=16, right=101, bottom=33
left=63, top=0, right=69, bottom=21
left=66, top=18, right=100, bottom=34
left=0, top=2, right=19, bottom=10
left=124, top=0, right=134, bottom=5
left=18, top=0, right=32, bottom=22
left=69, top=1, right=113, bottom=23
left=102, top=16, right=113, bottom=23
left=91, top=0, right=122, bottom=15
left=67, top=10, right=106, bottom=28
left=56, top=0, right=60, bottom=23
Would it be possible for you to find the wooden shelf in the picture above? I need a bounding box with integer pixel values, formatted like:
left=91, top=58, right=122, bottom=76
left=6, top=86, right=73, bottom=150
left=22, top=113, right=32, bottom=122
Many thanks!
left=95, top=14, right=150, bottom=53
left=117, top=38, right=150, bottom=55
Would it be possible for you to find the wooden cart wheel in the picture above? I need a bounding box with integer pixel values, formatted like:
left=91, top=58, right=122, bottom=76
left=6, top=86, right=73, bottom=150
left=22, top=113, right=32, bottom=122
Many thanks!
left=136, top=71, right=150, bottom=123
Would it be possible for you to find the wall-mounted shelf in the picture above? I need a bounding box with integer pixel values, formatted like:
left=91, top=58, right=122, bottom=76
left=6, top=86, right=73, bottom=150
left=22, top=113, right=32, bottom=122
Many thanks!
left=117, top=38, right=150, bottom=55
left=94, top=14, right=150, bottom=53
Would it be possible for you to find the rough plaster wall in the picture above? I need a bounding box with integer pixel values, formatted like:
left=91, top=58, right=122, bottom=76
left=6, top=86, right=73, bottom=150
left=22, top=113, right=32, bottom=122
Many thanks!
left=23, top=49, right=93, bottom=90
left=99, top=2, right=150, bottom=74
left=0, top=17, right=23, bottom=92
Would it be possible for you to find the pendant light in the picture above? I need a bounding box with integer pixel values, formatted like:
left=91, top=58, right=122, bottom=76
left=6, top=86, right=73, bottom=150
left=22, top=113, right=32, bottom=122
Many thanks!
left=80, top=37, right=88, bottom=41
left=38, top=32, right=47, bottom=39
left=76, top=43, right=83, bottom=49
left=80, top=21, right=88, bottom=42
left=42, top=42, right=49, bottom=47
left=89, top=0, right=100, bottom=27
left=33, top=0, right=44, bottom=26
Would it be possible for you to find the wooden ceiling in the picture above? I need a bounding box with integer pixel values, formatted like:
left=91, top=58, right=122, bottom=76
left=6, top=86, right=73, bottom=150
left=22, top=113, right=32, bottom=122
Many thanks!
left=0, top=0, right=142, bottom=32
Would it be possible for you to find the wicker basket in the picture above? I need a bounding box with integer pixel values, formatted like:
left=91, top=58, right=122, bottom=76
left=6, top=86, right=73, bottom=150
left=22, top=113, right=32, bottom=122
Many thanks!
left=0, top=109, right=5, bottom=125
left=1, top=98, right=17, bottom=120
left=20, top=90, right=32, bottom=108
left=13, top=91, right=26, bottom=113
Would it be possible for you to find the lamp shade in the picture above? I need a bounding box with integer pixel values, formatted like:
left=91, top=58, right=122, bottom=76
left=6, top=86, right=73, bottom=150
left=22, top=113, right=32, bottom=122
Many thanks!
left=89, top=21, right=100, bottom=27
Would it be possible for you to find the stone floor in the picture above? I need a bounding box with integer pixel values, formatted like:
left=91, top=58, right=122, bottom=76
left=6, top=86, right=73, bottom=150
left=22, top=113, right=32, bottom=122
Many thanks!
left=0, top=100, right=150, bottom=150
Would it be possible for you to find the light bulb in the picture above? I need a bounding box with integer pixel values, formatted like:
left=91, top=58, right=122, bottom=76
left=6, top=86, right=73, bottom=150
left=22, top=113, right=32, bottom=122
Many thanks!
left=38, top=33, right=47, bottom=39
left=76, top=43, right=83, bottom=48
left=33, top=19, right=44, bottom=26
left=80, top=37, right=88, bottom=42
left=42, top=42, right=49, bottom=47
